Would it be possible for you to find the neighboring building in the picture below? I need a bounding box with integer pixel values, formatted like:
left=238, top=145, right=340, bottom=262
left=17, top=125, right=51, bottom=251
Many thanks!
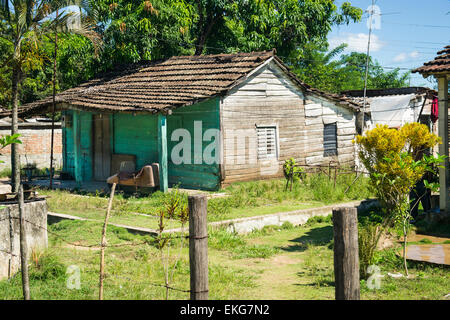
left=15, top=51, right=361, bottom=191
left=342, top=87, right=438, bottom=134
left=0, top=118, right=62, bottom=171
left=413, top=45, right=450, bottom=213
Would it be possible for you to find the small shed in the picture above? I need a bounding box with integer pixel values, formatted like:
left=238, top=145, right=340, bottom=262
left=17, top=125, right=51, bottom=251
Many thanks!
left=16, top=51, right=361, bottom=191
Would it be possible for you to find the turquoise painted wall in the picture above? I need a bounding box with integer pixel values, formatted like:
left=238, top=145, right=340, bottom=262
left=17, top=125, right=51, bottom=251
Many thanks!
left=168, top=98, right=221, bottom=190
left=62, top=110, right=93, bottom=182
left=62, top=109, right=75, bottom=177
left=112, top=113, right=159, bottom=169
left=62, top=97, right=221, bottom=190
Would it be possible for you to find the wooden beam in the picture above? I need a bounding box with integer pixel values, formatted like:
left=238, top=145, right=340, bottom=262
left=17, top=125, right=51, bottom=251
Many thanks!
left=158, top=114, right=168, bottom=192
left=437, top=77, right=449, bottom=213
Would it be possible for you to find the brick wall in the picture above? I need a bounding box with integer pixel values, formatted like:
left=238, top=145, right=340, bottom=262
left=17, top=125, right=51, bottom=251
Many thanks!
left=0, top=124, right=63, bottom=170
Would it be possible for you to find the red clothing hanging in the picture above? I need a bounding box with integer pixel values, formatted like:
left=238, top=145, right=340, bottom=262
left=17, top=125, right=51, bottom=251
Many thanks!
left=431, top=96, right=439, bottom=123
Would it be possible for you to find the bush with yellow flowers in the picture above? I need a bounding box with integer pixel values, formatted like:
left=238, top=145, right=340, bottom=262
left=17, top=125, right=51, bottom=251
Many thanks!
left=354, top=122, right=443, bottom=276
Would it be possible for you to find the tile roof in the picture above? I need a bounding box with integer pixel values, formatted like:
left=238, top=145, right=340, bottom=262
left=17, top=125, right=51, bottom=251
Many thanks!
left=413, top=45, right=450, bottom=75
left=4, top=50, right=360, bottom=117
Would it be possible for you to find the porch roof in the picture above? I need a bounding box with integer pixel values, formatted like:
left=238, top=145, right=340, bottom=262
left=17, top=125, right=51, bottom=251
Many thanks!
left=413, top=45, right=450, bottom=76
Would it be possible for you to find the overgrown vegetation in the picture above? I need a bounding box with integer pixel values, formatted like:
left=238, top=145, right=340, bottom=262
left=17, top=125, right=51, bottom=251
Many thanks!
left=0, top=212, right=448, bottom=300
left=355, top=123, right=442, bottom=276
left=39, top=174, right=372, bottom=229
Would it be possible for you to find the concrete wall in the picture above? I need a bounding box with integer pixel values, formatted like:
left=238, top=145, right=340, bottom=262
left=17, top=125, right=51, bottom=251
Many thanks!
left=0, top=200, right=48, bottom=280
left=0, top=123, right=62, bottom=171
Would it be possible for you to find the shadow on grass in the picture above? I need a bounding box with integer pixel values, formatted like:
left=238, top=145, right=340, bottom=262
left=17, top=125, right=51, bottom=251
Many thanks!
left=281, top=225, right=333, bottom=252
left=294, top=271, right=335, bottom=288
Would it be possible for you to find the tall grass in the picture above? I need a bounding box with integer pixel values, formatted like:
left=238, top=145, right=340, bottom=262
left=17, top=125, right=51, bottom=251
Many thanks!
left=206, top=173, right=373, bottom=219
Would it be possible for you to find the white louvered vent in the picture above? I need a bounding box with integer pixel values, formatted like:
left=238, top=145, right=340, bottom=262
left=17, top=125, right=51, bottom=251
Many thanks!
left=257, top=126, right=278, bottom=160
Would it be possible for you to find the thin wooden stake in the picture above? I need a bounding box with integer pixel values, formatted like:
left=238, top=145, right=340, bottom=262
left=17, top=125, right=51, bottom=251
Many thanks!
left=18, top=184, right=30, bottom=300
left=333, top=207, right=360, bottom=300
left=99, top=183, right=116, bottom=300
left=189, top=194, right=208, bottom=300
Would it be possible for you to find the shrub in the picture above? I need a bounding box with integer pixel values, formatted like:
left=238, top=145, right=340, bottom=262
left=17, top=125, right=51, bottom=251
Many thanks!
left=358, top=223, right=383, bottom=279
left=283, top=158, right=305, bottom=183
left=29, top=250, right=66, bottom=281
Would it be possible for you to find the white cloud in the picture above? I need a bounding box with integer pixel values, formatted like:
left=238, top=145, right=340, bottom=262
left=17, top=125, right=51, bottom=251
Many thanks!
left=329, top=33, right=385, bottom=53
left=393, top=53, right=408, bottom=62
left=409, top=51, right=420, bottom=58
left=393, top=51, right=421, bottom=62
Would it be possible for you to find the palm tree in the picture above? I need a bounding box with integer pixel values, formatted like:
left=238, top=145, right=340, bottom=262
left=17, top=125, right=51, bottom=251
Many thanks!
left=0, top=0, right=100, bottom=192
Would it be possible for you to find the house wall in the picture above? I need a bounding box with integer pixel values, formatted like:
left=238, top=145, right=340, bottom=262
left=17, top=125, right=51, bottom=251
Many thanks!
left=62, top=110, right=93, bottom=181
left=0, top=123, right=62, bottom=171
left=221, top=60, right=356, bottom=185
left=168, top=98, right=221, bottom=190
left=62, top=99, right=221, bottom=190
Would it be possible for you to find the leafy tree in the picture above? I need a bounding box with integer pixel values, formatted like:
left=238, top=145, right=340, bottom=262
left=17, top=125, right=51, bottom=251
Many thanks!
left=192, top=0, right=362, bottom=57
left=90, top=0, right=194, bottom=67
left=294, top=47, right=411, bottom=93
left=0, top=0, right=99, bottom=191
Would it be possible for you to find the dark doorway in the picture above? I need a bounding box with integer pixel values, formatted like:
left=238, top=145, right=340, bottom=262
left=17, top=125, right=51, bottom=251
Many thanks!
left=93, top=114, right=111, bottom=181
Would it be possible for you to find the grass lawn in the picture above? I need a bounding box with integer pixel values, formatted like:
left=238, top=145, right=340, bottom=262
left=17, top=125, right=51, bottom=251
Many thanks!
left=38, top=173, right=374, bottom=230
left=0, top=216, right=448, bottom=300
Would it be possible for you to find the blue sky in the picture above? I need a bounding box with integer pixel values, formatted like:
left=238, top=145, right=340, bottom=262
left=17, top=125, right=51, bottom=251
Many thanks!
left=329, top=0, right=450, bottom=87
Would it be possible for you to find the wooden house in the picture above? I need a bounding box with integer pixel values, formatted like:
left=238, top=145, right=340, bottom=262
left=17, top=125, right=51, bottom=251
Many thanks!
left=19, top=51, right=361, bottom=191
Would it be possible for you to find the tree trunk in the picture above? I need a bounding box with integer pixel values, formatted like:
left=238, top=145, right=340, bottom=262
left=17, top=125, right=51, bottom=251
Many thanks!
left=194, top=14, right=221, bottom=55
left=11, top=64, right=21, bottom=193
left=50, top=12, right=59, bottom=189
left=403, top=224, right=409, bottom=277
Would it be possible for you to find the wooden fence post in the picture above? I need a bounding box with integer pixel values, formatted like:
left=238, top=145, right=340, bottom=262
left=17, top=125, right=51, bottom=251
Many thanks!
left=18, top=184, right=30, bottom=300
left=188, top=194, right=208, bottom=300
left=99, top=183, right=117, bottom=300
left=333, top=207, right=360, bottom=300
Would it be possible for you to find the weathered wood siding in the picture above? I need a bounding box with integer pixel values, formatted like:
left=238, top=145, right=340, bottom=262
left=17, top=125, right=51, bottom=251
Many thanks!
left=303, top=95, right=356, bottom=166
left=168, top=98, right=221, bottom=190
left=221, top=60, right=356, bottom=185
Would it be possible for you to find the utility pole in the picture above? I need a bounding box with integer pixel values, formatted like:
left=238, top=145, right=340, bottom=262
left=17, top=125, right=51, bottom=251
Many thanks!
left=361, top=0, right=376, bottom=134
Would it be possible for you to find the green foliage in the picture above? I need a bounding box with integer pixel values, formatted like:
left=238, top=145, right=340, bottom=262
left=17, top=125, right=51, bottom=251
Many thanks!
left=1, top=1, right=364, bottom=110
left=355, top=123, right=443, bottom=275
left=294, top=46, right=411, bottom=94
left=208, top=228, right=279, bottom=259
left=283, top=158, right=305, bottom=183
left=0, top=133, right=21, bottom=149
left=29, top=250, right=66, bottom=281
left=358, top=223, right=383, bottom=279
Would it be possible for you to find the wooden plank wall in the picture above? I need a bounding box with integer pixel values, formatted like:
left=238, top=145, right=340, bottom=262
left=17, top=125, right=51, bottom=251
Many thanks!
left=168, top=98, right=221, bottom=190
left=221, top=60, right=356, bottom=185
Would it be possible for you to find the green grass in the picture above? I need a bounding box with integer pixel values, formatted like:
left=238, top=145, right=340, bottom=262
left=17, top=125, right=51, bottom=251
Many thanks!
left=38, top=173, right=373, bottom=229
left=0, top=216, right=448, bottom=300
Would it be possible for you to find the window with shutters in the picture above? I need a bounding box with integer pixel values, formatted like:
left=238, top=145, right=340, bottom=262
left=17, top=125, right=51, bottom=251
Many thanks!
left=324, top=123, right=338, bottom=157
left=257, top=126, right=278, bottom=160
